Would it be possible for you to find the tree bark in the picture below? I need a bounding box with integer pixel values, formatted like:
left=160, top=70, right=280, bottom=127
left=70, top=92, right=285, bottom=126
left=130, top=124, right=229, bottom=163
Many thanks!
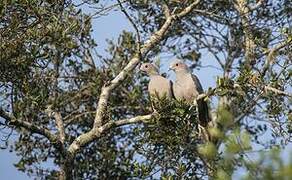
left=58, top=155, right=74, bottom=180
left=58, top=163, right=72, bottom=180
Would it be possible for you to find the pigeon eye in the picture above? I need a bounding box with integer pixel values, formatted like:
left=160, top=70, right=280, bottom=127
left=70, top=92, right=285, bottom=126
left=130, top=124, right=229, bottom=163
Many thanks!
left=175, top=63, right=179, bottom=66
left=145, top=65, right=148, bottom=68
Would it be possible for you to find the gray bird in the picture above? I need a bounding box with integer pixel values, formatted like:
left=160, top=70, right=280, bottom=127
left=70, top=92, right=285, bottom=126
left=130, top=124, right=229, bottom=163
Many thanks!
left=169, top=60, right=210, bottom=127
left=140, top=63, right=173, bottom=100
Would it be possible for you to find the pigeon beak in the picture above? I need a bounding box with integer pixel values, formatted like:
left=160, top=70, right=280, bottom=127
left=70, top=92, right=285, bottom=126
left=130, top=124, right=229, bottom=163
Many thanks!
left=139, top=65, right=144, bottom=72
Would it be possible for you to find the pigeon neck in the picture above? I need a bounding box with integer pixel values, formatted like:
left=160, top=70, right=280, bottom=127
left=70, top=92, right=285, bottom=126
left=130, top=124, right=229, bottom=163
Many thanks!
left=149, top=73, right=160, bottom=78
left=148, top=71, right=159, bottom=76
left=176, top=69, right=190, bottom=76
left=175, top=70, right=190, bottom=81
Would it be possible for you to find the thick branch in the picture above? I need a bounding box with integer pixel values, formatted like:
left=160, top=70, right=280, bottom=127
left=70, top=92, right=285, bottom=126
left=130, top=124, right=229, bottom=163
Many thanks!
left=46, top=105, right=66, bottom=144
left=264, top=86, right=292, bottom=97
left=68, top=113, right=155, bottom=155
left=54, top=112, right=66, bottom=144
left=234, top=0, right=256, bottom=65
left=177, top=0, right=200, bottom=18
left=103, top=113, right=155, bottom=129
left=51, top=53, right=66, bottom=151
left=0, top=108, right=58, bottom=143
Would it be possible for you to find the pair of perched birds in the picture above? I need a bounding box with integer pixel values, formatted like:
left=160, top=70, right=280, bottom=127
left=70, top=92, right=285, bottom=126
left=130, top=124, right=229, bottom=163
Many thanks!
left=140, top=60, right=210, bottom=127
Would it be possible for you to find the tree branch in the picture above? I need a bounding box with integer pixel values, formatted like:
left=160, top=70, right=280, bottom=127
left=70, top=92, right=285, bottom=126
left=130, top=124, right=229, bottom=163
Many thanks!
left=261, top=38, right=292, bottom=76
left=234, top=0, right=256, bottom=66
left=103, top=113, right=156, bottom=130
left=54, top=112, right=66, bottom=144
left=264, top=86, right=292, bottom=97
left=68, top=113, right=155, bottom=155
left=161, top=1, right=171, bottom=18
left=176, top=0, right=200, bottom=18
left=0, top=108, right=58, bottom=144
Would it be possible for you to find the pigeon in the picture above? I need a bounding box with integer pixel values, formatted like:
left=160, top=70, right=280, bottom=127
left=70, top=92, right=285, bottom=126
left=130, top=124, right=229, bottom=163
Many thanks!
left=140, top=63, right=174, bottom=100
left=169, top=60, right=210, bottom=127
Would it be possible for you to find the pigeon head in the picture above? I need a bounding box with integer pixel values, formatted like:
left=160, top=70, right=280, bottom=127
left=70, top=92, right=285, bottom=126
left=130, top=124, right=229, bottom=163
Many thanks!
left=140, top=63, right=159, bottom=76
left=169, top=60, right=190, bottom=73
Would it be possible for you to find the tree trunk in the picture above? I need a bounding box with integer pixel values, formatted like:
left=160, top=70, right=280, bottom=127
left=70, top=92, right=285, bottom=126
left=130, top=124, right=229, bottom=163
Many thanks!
left=59, top=157, right=73, bottom=180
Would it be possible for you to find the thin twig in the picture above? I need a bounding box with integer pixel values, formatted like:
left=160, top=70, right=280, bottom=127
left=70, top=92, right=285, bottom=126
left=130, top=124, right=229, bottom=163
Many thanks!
left=261, top=38, right=292, bottom=76
left=234, top=91, right=263, bottom=124
left=117, top=0, right=142, bottom=56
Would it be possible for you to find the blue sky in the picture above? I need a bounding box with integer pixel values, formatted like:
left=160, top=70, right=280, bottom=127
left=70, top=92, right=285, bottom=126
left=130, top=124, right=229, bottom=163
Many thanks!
left=0, top=147, right=29, bottom=179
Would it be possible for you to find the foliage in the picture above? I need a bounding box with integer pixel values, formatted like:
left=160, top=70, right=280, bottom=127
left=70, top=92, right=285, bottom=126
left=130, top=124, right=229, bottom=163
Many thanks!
left=0, top=0, right=291, bottom=179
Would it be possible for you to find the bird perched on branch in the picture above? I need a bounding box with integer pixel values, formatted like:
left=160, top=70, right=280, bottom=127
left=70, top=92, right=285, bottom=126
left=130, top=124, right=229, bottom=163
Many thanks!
left=169, top=60, right=210, bottom=127
left=140, top=63, right=174, bottom=100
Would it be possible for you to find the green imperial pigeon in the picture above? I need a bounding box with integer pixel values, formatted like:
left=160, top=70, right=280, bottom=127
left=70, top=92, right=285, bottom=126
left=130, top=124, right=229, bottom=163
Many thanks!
left=140, top=63, right=174, bottom=100
left=169, top=60, right=210, bottom=127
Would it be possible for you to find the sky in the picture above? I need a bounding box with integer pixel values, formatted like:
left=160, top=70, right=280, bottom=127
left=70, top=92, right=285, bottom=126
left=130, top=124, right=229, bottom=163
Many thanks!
left=0, top=146, right=29, bottom=179
left=1, top=1, right=290, bottom=179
